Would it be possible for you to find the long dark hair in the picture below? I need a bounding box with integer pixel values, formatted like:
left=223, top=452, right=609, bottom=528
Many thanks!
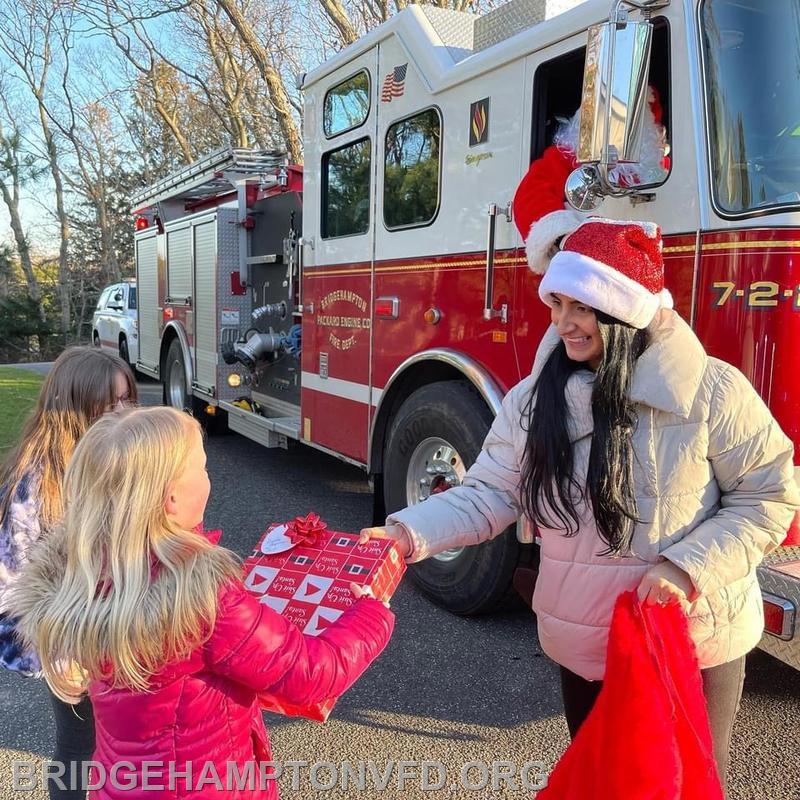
left=0, top=347, right=138, bottom=529
left=520, top=312, right=649, bottom=555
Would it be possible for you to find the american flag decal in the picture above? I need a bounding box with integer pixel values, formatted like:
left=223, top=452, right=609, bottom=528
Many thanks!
left=381, top=64, right=408, bottom=103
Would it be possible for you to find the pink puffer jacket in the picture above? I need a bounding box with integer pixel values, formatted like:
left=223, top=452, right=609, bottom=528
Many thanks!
left=9, top=522, right=394, bottom=798
left=83, top=580, right=393, bottom=799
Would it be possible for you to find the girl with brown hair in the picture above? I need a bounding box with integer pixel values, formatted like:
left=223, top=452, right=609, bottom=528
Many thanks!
left=0, top=347, right=137, bottom=800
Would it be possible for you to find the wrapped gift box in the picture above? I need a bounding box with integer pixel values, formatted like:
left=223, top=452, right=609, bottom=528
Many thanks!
left=242, top=513, right=405, bottom=721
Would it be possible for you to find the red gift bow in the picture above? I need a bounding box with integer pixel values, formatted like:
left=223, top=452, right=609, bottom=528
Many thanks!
left=285, top=513, right=328, bottom=547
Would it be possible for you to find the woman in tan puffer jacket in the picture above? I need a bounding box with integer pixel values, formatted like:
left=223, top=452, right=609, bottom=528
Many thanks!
left=362, top=218, right=799, bottom=793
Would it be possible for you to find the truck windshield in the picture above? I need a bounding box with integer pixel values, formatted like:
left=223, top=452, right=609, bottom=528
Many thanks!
left=701, top=0, right=800, bottom=215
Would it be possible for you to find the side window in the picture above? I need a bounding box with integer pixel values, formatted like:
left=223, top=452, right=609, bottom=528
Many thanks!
left=324, top=71, right=370, bottom=138
left=531, top=19, right=670, bottom=182
left=384, top=108, right=441, bottom=230
left=531, top=48, right=585, bottom=161
left=128, top=286, right=137, bottom=310
left=322, top=137, right=371, bottom=239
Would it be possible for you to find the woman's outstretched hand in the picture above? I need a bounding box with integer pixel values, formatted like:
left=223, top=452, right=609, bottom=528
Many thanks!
left=358, top=524, right=412, bottom=559
left=637, top=560, right=697, bottom=606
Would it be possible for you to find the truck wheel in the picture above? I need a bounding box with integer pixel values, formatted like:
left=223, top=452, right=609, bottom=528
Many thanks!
left=383, top=380, right=523, bottom=615
left=93, top=332, right=100, bottom=348
left=162, top=339, right=189, bottom=411
left=119, top=337, right=131, bottom=368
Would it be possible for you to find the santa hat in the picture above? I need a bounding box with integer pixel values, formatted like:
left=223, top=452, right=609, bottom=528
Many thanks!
left=513, top=144, right=585, bottom=273
left=536, top=218, right=673, bottom=329
left=513, top=87, right=670, bottom=273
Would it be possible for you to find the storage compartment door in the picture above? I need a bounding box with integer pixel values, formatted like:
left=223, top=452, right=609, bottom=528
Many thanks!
left=166, top=226, right=192, bottom=303
left=135, top=232, right=160, bottom=370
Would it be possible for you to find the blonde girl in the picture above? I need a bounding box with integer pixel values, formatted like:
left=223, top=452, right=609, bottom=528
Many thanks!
left=11, top=407, right=393, bottom=799
left=0, top=347, right=136, bottom=800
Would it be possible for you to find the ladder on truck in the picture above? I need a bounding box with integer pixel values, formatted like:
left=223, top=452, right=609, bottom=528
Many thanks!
left=131, top=147, right=288, bottom=211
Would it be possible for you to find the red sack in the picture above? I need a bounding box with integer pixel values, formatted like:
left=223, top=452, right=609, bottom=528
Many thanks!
left=538, top=592, right=724, bottom=800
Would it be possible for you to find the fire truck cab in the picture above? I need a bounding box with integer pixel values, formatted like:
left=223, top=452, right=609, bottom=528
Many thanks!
left=132, top=0, right=800, bottom=670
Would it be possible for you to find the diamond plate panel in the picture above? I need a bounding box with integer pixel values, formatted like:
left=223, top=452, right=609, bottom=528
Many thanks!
left=757, top=546, right=800, bottom=671
left=420, top=6, right=475, bottom=60
left=762, top=545, right=800, bottom=567
left=474, top=0, right=547, bottom=52
left=474, top=0, right=586, bottom=53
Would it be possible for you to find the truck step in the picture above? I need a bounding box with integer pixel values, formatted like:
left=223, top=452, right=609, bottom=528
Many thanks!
left=221, top=401, right=300, bottom=449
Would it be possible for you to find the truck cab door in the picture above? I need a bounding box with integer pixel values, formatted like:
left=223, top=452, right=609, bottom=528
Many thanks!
left=300, top=50, right=378, bottom=463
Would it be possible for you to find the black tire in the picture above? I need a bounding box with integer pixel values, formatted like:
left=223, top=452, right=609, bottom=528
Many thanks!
left=162, top=339, right=189, bottom=410
left=119, top=337, right=130, bottom=368
left=383, top=380, right=523, bottom=615
left=92, top=332, right=100, bottom=347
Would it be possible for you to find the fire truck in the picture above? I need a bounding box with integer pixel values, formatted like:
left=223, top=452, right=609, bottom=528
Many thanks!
left=132, top=0, right=800, bottom=671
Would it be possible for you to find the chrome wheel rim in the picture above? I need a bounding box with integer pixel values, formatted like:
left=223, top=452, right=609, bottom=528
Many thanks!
left=406, top=436, right=466, bottom=563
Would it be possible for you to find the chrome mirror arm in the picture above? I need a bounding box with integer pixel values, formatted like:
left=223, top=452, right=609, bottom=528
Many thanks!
left=611, top=0, right=670, bottom=19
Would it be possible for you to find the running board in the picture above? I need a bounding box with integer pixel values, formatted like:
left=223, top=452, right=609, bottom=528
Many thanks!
left=220, top=401, right=300, bottom=449
left=136, top=362, right=159, bottom=380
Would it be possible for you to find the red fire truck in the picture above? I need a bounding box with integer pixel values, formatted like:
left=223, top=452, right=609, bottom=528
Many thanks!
left=132, top=0, right=800, bottom=670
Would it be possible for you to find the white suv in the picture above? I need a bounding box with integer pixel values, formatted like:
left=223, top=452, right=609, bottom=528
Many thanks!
left=92, top=280, right=138, bottom=369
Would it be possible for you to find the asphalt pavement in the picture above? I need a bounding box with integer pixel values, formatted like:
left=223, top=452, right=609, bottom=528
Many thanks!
left=0, top=376, right=798, bottom=798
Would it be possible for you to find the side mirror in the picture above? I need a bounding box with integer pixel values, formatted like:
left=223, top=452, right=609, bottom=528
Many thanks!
left=576, top=18, right=653, bottom=186
left=113, top=291, right=124, bottom=302
left=565, top=166, right=604, bottom=212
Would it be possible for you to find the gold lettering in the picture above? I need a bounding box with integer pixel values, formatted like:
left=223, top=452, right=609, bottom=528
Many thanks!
left=465, top=152, right=493, bottom=166
left=320, top=289, right=367, bottom=312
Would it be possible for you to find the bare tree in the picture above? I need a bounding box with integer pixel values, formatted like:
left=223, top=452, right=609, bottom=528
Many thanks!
left=0, top=0, right=74, bottom=340
left=175, top=2, right=254, bottom=147
left=317, top=0, right=359, bottom=45
left=82, top=1, right=197, bottom=162
left=0, top=106, right=45, bottom=318
left=215, top=0, right=302, bottom=162
left=81, top=1, right=280, bottom=160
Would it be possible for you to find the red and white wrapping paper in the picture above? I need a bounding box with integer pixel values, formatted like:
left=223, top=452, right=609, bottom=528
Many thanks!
left=242, top=513, right=405, bottom=721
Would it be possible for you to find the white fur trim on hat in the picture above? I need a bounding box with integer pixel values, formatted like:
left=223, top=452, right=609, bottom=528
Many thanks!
left=538, top=250, right=670, bottom=329
left=524, top=209, right=585, bottom=274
